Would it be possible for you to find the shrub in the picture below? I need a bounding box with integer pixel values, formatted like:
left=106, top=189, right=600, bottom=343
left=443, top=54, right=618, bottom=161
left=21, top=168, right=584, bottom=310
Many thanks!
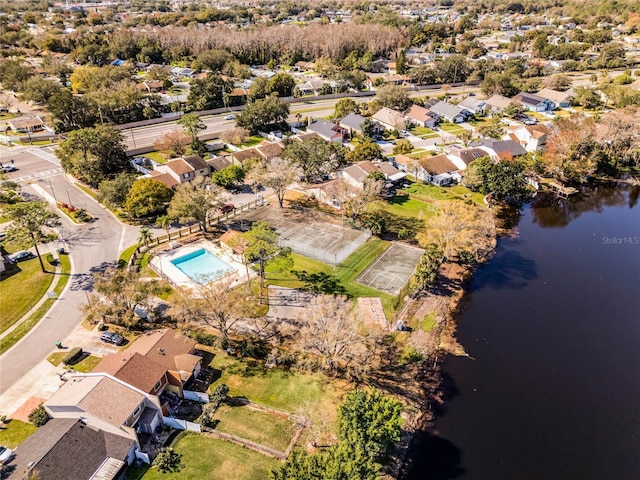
left=188, top=330, right=218, bottom=347
left=62, top=347, right=83, bottom=365
left=153, top=447, right=183, bottom=473
left=209, top=384, right=229, bottom=408
left=74, top=208, right=92, bottom=222
left=28, top=404, right=49, bottom=427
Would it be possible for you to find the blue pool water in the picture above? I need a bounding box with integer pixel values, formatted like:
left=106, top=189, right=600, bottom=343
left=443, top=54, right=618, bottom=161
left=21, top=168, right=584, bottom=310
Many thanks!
left=170, top=248, right=235, bottom=283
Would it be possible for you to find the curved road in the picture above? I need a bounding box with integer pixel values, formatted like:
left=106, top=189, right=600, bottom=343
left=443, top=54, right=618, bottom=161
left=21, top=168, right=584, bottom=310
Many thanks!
left=0, top=172, right=140, bottom=393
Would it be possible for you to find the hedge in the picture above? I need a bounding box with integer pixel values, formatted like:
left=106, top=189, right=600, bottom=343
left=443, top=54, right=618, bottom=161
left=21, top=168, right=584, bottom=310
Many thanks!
left=62, top=347, right=83, bottom=365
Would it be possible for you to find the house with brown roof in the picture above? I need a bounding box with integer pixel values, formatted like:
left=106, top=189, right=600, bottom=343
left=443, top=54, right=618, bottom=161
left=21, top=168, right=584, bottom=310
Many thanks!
left=125, top=328, right=202, bottom=398
left=447, top=146, right=491, bottom=166
left=257, top=141, right=284, bottom=160
left=372, top=107, right=407, bottom=131
left=43, top=374, right=163, bottom=460
left=151, top=155, right=210, bottom=187
left=405, top=104, right=438, bottom=128
left=8, top=418, right=135, bottom=480
left=95, top=352, right=169, bottom=398
left=206, top=155, right=232, bottom=172
left=484, top=94, right=513, bottom=114
left=415, top=154, right=462, bottom=185
left=230, top=147, right=263, bottom=166
left=537, top=88, right=573, bottom=108
left=136, top=80, right=164, bottom=93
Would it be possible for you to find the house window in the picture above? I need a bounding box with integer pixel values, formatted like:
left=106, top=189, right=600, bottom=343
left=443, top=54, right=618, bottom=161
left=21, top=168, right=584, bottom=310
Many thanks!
left=133, top=405, right=141, bottom=416
left=154, top=380, right=162, bottom=391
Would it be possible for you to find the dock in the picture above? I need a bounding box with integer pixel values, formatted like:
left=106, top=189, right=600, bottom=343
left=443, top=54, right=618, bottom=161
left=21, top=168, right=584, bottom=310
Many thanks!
left=546, top=181, right=579, bottom=198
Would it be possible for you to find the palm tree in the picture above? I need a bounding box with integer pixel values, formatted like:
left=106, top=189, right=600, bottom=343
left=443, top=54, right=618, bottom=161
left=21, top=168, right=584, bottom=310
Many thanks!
left=137, top=227, right=154, bottom=248
left=155, top=215, right=172, bottom=240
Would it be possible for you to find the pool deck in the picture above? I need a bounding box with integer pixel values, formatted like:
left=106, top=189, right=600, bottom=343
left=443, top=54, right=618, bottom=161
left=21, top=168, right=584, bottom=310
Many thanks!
left=149, top=240, right=251, bottom=289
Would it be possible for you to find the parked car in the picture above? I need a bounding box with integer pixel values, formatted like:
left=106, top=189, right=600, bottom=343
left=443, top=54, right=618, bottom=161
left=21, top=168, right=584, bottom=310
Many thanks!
left=10, top=251, right=35, bottom=262
left=219, top=203, right=235, bottom=214
left=0, top=446, right=13, bottom=464
left=100, top=331, right=125, bottom=346
left=224, top=114, right=235, bottom=120
left=0, top=164, right=16, bottom=173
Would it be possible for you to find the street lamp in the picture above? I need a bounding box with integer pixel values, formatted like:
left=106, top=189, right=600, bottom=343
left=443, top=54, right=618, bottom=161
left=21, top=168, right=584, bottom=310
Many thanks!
left=66, top=189, right=73, bottom=207
left=48, top=179, right=58, bottom=204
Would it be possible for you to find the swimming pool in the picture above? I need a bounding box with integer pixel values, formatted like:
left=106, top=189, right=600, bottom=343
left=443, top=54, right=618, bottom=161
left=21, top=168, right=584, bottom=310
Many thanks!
left=170, top=248, right=235, bottom=283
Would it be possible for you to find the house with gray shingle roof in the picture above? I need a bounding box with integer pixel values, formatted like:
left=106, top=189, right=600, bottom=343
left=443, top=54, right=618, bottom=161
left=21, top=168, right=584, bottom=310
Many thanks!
left=428, top=101, right=467, bottom=123
left=306, top=119, right=345, bottom=143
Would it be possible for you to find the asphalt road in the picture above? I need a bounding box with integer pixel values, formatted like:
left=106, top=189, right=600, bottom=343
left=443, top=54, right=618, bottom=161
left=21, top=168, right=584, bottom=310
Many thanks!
left=0, top=158, right=142, bottom=393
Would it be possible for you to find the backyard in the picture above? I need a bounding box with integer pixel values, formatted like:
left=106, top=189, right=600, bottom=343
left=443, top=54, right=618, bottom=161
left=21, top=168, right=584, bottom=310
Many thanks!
left=127, top=433, right=279, bottom=480
left=0, top=420, right=37, bottom=449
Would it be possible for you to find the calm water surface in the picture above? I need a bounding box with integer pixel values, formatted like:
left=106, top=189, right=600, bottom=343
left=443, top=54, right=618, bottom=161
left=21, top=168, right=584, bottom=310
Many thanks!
left=408, top=185, right=640, bottom=480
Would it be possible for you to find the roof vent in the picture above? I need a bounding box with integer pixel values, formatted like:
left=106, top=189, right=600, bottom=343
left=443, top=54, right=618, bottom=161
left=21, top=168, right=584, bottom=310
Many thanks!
left=158, top=348, right=165, bottom=355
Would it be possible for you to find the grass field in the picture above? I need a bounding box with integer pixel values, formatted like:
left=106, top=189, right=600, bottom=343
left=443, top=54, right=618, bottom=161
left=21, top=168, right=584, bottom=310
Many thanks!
left=240, top=136, right=264, bottom=148
left=409, top=126, right=436, bottom=136
left=0, top=258, right=55, bottom=334
left=46, top=352, right=101, bottom=372
left=266, top=238, right=398, bottom=316
left=213, top=404, right=295, bottom=452
left=400, top=183, right=485, bottom=206
left=0, top=254, right=71, bottom=355
left=0, top=420, right=37, bottom=449
left=141, top=152, right=167, bottom=164
left=128, top=433, right=279, bottom=480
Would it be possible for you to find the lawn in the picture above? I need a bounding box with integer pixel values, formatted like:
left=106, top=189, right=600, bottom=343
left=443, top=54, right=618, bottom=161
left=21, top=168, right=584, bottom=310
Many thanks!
left=208, top=349, right=350, bottom=423
left=0, top=257, right=55, bottom=334
left=0, top=420, right=37, bottom=449
left=128, top=433, right=279, bottom=480
left=141, top=152, right=167, bottom=164
left=240, top=136, right=264, bottom=148
left=46, top=352, right=101, bottom=372
left=409, top=126, right=436, bottom=136
left=266, top=238, right=398, bottom=316
left=384, top=195, right=437, bottom=219
left=213, top=404, right=295, bottom=452
left=0, top=254, right=71, bottom=355
left=400, top=183, right=485, bottom=206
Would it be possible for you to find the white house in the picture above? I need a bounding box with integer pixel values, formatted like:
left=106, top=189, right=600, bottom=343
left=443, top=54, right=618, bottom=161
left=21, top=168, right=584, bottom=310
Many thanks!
left=510, top=124, right=550, bottom=152
left=458, top=97, right=488, bottom=116
left=514, top=92, right=555, bottom=112
left=428, top=101, right=467, bottom=123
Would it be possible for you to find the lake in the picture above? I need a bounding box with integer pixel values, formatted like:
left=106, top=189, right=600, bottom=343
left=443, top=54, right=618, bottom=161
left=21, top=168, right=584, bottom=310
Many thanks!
left=407, top=185, right=640, bottom=480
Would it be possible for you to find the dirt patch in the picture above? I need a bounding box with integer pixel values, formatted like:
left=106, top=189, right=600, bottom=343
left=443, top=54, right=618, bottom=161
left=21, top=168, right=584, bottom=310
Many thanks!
left=11, top=396, right=45, bottom=423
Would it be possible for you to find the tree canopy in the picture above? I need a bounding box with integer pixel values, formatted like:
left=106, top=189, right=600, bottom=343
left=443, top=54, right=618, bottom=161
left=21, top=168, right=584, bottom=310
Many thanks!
left=236, top=95, right=290, bottom=134
left=124, top=178, right=174, bottom=219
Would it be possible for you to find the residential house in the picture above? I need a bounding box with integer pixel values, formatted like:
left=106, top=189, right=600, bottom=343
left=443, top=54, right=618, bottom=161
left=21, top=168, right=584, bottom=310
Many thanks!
left=306, top=119, right=345, bottom=143
left=7, top=116, right=46, bottom=133
left=415, top=154, right=463, bottom=185
left=295, top=82, right=314, bottom=96
left=136, top=80, right=164, bottom=93
left=341, top=161, right=404, bottom=189
left=372, top=107, right=407, bottom=131
left=511, top=124, right=550, bottom=152
left=405, top=104, right=438, bottom=128
left=536, top=88, right=573, bottom=108
left=447, top=146, right=491, bottom=167
left=458, top=97, right=488, bottom=116
left=228, top=87, right=249, bottom=106
left=125, top=328, right=202, bottom=398
left=9, top=418, right=136, bottom=480
left=230, top=148, right=263, bottom=166
left=44, top=373, right=164, bottom=455
left=478, top=138, right=528, bottom=159
left=206, top=155, right=232, bottom=172
left=513, top=92, right=555, bottom=112
left=428, top=101, right=467, bottom=123
left=294, top=61, right=316, bottom=71
left=257, top=141, right=284, bottom=160
left=484, top=94, right=513, bottom=114
left=338, top=112, right=369, bottom=136
left=150, top=155, right=210, bottom=187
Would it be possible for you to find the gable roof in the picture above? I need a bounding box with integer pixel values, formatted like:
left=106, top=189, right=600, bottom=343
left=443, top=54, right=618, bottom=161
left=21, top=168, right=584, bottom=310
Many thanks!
left=165, top=158, right=194, bottom=175
left=536, top=87, right=573, bottom=104
left=149, top=171, right=180, bottom=188
left=480, top=138, right=528, bottom=157
left=182, top=154, right=208, bottom=170
left=449, top=147, right=490, bottom=166
left=342, top=161, right=379, bottom=184
left=339, top=112, right=367, bottom=131
left=8, top=116, right=45, bottom=129
left=519, top=123, right=550, bottom=139
left=372, top=107, right=406, bottom=128
left=405, top=104, right=432, bottom=123
left=458, top=97, right=486, bottom=111
left=126, top=328, right=198, bottom=373
left=514, top=92, right=548, bottom=107
left=485, top=94, right=513, bottom=109
left=429, top=101, right=465, bottom=119
left=307, top=119, right=342, bottom=140
left=231, top=148, right=262, bottom=164
left=418, top=154, right=459, bottom=175
left=206, top=156, right=232, bottom=172
left=45, top=375, right=145, bottom=427
left=257, top=142, right=284, bottom=159
left=95, top=352, right=167, bottom=393
left=10, top=419, right=133, bottom=480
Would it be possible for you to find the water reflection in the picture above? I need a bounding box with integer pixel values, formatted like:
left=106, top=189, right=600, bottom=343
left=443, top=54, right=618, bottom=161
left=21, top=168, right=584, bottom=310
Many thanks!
left=469, top=249, right=537, bottom=291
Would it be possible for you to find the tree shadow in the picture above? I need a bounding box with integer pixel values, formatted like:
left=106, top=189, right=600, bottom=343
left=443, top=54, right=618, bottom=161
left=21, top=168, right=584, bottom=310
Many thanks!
left=404, top=432, right=466, bottom=480
left=468, top=249, right=537, bottom=291
left=69, top=261, right=115, bottom=291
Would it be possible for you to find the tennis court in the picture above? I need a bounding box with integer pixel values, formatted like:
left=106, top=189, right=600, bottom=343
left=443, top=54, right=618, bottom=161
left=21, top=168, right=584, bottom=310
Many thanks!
left=357, top=243, right=423, bottom=295
left=237, top=206, right=371, bottom=265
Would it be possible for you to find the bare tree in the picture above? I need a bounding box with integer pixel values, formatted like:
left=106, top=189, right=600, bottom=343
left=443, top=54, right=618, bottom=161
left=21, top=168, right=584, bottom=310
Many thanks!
left=295, top=295, right=369, bottom=372
left=153, top=129, right=190, bottom=158
left=325, top=178, right=384, bottom=224
left=417, top=200, right=495, bottom=262
left=170, top=276, right=247, bottom=343
left=220, top=127, right=251, bottom=146
left=251, top=157, right=299, bottom=208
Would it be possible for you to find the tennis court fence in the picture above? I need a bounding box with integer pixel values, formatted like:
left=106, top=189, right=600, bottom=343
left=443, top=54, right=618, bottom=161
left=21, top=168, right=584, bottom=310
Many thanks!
left=278, top=229, right=372, bottom=266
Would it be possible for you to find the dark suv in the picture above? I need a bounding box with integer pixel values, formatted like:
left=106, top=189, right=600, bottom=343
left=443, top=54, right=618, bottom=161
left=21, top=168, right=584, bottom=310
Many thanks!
left=100, top=331, right=125, bottom=346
